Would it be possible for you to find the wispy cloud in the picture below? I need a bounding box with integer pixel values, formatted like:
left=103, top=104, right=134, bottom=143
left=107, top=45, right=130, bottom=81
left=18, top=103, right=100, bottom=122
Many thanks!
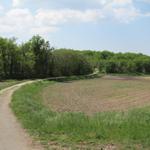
left=0, top=8, right=105, bottom=36
left=36, top=9, right=105, bottom=25
left=0, top=0, right=149, bottom=38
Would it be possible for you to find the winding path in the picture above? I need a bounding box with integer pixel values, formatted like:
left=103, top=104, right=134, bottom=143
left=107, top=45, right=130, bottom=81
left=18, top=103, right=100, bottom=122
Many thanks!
left=0, top=81, right=43, bottom=150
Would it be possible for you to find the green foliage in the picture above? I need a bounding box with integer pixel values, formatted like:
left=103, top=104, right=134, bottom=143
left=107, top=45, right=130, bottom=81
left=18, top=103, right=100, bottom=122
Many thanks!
left=53, top=49, right=93, bottom=76
left=0, top=36, right=93, bottom=79
left=18, top=42, right=35, bottom=78
left=29, top=35, right=54, bottom=78
left=98, top=52, right=150, bottom=74
left=0, top=37, right=18, bottom=78
left=11, top=80, right=150, bottom=149
left=79, top=50, right=150, bottom=75
left=1, top=35, right=150, bottom=79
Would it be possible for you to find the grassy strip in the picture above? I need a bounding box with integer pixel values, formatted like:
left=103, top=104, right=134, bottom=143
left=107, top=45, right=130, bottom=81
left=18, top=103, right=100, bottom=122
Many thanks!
left=44, top=73, right=103, bottom=82
left=0, top=80, right=24, bottom=90
left=11, top=79, right=150, bottom=149
left=107, top=73, right=150, bottom=77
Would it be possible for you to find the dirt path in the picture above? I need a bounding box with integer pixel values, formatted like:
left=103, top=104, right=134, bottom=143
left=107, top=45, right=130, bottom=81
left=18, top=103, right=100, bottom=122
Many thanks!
left=0, top=81, right=43, bottom=150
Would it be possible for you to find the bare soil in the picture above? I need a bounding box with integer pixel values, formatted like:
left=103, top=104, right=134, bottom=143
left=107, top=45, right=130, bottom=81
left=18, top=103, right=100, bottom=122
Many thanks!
left=0, top=82, right=43, bottom=150
left=42, top=76, right=150, bottom=115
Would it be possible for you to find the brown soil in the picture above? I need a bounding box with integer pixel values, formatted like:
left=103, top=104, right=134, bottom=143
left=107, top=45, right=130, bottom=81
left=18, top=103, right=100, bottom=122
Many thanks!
left=42, top=76, right=150, bottom=115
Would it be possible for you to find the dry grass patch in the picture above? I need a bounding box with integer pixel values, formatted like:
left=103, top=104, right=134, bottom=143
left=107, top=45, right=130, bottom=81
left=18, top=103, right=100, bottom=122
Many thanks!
left=0, top=80, right=23, bottom=90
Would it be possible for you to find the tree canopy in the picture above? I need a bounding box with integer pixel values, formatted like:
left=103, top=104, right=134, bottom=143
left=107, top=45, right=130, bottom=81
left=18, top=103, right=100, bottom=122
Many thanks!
left=0, top=35, right=150, bottom=79
left=0, top=36, right=93, bottom=79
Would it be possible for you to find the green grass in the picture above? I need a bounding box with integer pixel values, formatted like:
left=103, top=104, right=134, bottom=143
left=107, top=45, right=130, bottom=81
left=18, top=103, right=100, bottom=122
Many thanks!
left=11, top=80, right=150, bottom=149
left=108, top=73, right=150, bottom=77
left=0, top=80, right=24, bottom=90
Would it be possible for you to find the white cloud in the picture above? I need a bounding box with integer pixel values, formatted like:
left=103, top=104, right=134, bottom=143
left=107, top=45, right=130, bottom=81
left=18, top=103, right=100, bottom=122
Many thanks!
left=0, top=9, right=33, bottom=33
left=35, top=9, right=105, bottom=25
left=12, top=0, right=22, bottom=7
left=0, top=8, right=105, bottom=37
left=0, top=0, right=149, bottom=38
left=113, top=7, right=140, bottom=23
left=99, top=0, right=133, bottom=6
left=97, top=0, right=141, bottom=23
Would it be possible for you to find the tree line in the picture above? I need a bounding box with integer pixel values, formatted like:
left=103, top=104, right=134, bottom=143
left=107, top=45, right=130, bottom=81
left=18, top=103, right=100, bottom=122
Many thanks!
left=0, top=35, right=92, bottom=79
left=80, top=50, right=150, bottom=74
left=0, top=35, right=150, bottom=79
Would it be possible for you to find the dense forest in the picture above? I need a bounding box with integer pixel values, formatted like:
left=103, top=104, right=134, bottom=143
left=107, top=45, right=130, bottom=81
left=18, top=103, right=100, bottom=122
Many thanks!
left=0, top=35, right=150, bottom=79
left=81, top=50, right=150, bottom=74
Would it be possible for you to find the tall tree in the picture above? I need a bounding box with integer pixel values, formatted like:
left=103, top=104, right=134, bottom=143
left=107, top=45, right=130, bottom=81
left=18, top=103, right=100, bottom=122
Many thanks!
left=29, top=35, right=53, bottom=78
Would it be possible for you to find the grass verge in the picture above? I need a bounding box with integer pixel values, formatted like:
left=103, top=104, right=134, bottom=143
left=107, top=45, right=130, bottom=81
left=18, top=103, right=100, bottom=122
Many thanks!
left=0, top=80, right=24, bottom=90
left=11, top=78, right=150, bottom=149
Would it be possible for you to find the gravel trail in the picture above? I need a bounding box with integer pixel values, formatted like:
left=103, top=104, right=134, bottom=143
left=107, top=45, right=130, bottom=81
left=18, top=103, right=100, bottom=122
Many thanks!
left=0, top=81, right=43, bottom=150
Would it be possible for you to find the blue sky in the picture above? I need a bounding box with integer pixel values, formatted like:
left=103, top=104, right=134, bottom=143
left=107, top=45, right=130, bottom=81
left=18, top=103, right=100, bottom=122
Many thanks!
left=0, top=0, right=150, bottom=54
